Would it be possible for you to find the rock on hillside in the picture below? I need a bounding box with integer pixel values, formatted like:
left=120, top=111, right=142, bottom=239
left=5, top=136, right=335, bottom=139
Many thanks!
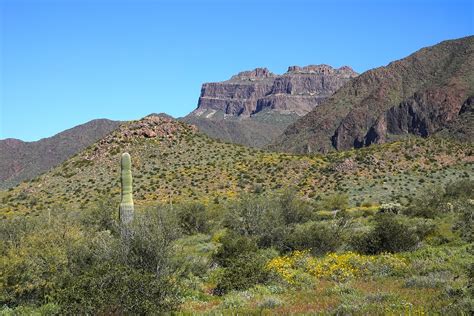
left=271, top=36, right=474, bottom=153
left=0, top=119, right=121, bottom=189
left=183, top=64, right=358, bottom=147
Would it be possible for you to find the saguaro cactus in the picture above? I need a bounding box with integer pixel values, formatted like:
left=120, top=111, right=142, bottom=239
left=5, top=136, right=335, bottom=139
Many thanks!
left=119, top=152, right=134, bottom=225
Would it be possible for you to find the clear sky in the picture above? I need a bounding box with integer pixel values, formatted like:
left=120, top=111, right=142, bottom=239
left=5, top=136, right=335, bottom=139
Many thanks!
left=1, top=0, right=472, bottom=141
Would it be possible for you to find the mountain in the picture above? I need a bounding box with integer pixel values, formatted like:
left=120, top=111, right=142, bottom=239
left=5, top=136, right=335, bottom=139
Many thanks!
left=182, top=65, right=358, bottom=147
left=271, top=36, right=474, bottom=153
left=1, top=114, right=472, bottom=216
left=0, top=119, right=121, bottom=189
left=437, top=96, right=474, bottom=142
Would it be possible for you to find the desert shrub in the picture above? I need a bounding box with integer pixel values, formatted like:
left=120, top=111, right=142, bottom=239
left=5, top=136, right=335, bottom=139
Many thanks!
left=320, top=193, right=349, bottom=211
left=0, top=223, right=85, bottom=306
left=284, top=221, right=342, bottom=255
left=324, top=282, right=358, bottom=296
left=404, top=274, right=448, bottom=289
left=379, top=202, right=402, bottom=214
left=0, top=215, right=44, bottom=255
left=126, top=206, right=181, bottom=273
left=405, top=180, right=474, bottom=218
left=0, top=303, right=60, bottom=315
left=212, top=231, right=259, bottom=267
left=265, top=250, right=315, bottom=287
left=219, top=293, right=248, bottom=309
left=257, top=296, right=284, bottom=309
left=306, top=252, right=408, bottom=281
left=223, top=195, right=286, bottom=248
left=453, top=199, right=474, bottom=242
left=213, top=250, right=273, bottom=295
left=223, top=190, right=316, bottom=249
left=80, top=198, right=117, bottom=231
left=55, top=263, right=180, bottom=314
left=444, top=179, right=474, bottom=200
left=404, top=245, right=473, bottom=277
left=0, top=202, right=184, bottom=311
left=212, top=232, right=275, bottom=294
left=176, top=202, right=209, bottom=235
left=351, top=214, right=429, bottom=254
left=171, top=234, right=217, bottom=277
left=277, top=188, right=313, bottom=224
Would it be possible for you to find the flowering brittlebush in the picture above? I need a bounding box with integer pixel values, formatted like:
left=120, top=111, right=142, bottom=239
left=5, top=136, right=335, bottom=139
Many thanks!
left=307, top=252, right=408, bottom=281
left=267, top=251, right=408, bottom=283
left=265, top=250, right=310, bottom=285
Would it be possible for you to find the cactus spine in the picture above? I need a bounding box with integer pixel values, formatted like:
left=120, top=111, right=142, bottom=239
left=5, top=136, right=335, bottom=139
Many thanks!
left=119, top=153, right=134, bottom=225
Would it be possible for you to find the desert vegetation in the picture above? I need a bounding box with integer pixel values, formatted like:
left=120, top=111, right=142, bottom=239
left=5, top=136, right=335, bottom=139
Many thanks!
left=1, top=117, right=472, bottom=216
left=0, top=117, right=473, bottom=314
left=1, top=178, right=472, bottom=314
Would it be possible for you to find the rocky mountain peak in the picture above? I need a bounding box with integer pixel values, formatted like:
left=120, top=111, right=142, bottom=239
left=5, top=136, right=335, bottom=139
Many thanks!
left=0, top=138, right=25, bottom=148
left=230, top=67, right=275, bottom=81
left=286, top=65, right=357, bottom=78
left=192, top=64, right=358, bottom=117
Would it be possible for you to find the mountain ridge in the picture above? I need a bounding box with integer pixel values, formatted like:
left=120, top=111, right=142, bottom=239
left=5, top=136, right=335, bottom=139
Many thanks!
left=0, top=118, right=121, bottom=189
left=182, top=64, right=358, bottom=147
left=1, top=114, right=472, bottom=217
left=271, top=36, right=474, bottom=153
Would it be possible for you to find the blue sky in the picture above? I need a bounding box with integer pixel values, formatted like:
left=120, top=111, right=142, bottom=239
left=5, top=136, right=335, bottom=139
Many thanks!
left=1, top=0, right=473, bottom=141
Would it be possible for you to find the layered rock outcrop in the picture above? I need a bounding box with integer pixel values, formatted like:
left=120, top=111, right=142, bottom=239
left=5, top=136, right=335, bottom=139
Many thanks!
left=193, top=65, right=358, bottom=117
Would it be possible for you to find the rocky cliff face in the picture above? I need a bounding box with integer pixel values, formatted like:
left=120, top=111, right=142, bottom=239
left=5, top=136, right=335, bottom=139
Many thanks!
left=193, top=65, right=358, bottom=117
left=272, top=36, right=474, bottom=153
left=184, top=64, right=357, bottom=148
left=361, top=90, right=469, bottom=147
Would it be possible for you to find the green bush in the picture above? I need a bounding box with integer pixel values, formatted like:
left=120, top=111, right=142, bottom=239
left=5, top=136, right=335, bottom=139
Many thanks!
left=223, top=191, right=313, bottom=249
left=285, top=220, right=342, bottom=255
left=126, top=206, right=181, bottom=273
left=212, top=231, right=259, bottom=267
left=55, top=263, right=180, bottom=314
left=212, top=232, right=275, bottom=294
left=405, top=180, right=474, bottom=218
left=277, top=188, right=313, bottom=224
left=320, top=193, right=349, bottom=211
left=80, top=198, right=117, bottom=231
left=404, top=274, right=448, bottom=289
left=176, top=202, right=209, bottom=235
left=257, top=296, right=284, bottom=309
left=223, top=195, right=286, bottom=248
left=351, top=214, right=430, bottom=254
left=213, top=250, right=272, bottom=295
left=444, top=179, right=474, bottom=200
left=453, top=199, right=474, bottom=243
left=0, top=303, right=60, bottom=315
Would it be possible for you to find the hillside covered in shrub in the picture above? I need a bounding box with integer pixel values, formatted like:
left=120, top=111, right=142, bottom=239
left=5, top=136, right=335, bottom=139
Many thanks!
left=1, top=116, right=473, bottom=314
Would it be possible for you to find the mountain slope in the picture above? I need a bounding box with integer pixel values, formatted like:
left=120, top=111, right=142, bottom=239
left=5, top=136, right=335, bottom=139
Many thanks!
left=182, top=65, right=358, bottom=147
left=271, top=36, right=474, bottom=153
left=436, top=96, right=474, bottom=142
left=1, top=115, right=472, bottom=217
left=0, top=119, right=121, bottom=189
left=182, top=110, right=299, bottom=147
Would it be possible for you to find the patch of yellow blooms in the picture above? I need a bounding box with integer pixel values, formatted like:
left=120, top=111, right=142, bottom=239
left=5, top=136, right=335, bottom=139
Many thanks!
left=266, top=251, right=408, bottom=283
left=265, top=250, right=309, bottom=285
